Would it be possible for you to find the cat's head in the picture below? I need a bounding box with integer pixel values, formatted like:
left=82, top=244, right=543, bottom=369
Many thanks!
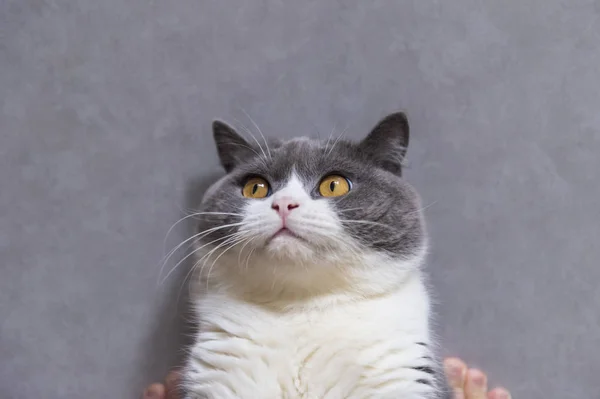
left=195, top=112, right=426, bottom=293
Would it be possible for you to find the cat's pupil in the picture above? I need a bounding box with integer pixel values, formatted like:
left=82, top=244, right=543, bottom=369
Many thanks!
left=330, top=181, right=336, bottom=192
left=252, top=184, right=258, bottom=194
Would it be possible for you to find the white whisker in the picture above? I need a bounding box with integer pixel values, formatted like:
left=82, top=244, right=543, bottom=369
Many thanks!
left=326, top=124, right=349, bottom=156
left=185, top=211, right=244, bottom=218
left=163, top=221, right=246, bottom=262
left=176, top=257, right=202, bottom=307
left=160, top=231, right=245, bottom=285
left=196, top=233, right=245, bottom=273
left=309, top=121, right=322, bottom=140
left=334, top=207, right=365, bottom=213
left=290, top=220, right=364, bottom=258
left=158, top=221, right=249, bottom=284
left=406, top=201, right=438, bottom=216
left=237, top=236, right=256, bottom=267
left=241, top=108, right=271, bottom=160
left=232, top=118, right=269, bottom=165
left=205, top=237, right=247, bottom=288
left=340, top=219, right=398, bottom=231
left=163, top=212, right=243, bottom=254
left=324, top=122, right=337, bottom=154
left=221, top=142, right=265, bottom=160
left=165, top=231, right=255, bottom=288
left=244, top=245, right=257, bottom=273
left=196, top=234, right=247, bottom=289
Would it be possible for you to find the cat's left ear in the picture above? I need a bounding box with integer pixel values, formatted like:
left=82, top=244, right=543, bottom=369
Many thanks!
left=359, top=112, right=409, bottom=176
left=213, top=121, right=255, bottom=173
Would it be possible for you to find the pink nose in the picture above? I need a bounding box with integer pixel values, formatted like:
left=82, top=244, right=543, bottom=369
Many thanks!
left=271, top=197, right=299, bottom=219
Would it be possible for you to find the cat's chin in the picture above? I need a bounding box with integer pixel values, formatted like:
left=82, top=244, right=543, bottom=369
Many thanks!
left=266, top=233, right=316, bottom=261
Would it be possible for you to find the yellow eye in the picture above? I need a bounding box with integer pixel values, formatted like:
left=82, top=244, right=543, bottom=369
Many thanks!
left=242, top=177, right=270, bottom=198
left=319, top=175, right=351, bottom=197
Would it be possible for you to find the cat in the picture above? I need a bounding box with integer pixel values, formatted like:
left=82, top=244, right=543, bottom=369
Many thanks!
left=181, top=112, right=449, bottom=398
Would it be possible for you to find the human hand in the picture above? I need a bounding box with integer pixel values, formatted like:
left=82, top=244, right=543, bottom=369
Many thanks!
left=142, top=358, right=512, bottom=399
left=444, top=358, right=511, bottom=399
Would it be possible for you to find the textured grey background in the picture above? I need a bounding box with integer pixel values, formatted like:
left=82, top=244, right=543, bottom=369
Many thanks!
left=1, top=1, right=600, bottom=398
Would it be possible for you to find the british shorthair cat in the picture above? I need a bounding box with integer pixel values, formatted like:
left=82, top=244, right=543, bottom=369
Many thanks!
left=181, top=112, right=448, bottom=398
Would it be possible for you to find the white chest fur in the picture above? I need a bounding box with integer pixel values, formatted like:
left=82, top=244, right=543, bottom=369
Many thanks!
left=184, top=273, right=438, bottom=399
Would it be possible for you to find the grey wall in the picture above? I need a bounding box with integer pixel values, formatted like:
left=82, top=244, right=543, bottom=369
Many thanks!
left=1, top=1, right=599, bottom=398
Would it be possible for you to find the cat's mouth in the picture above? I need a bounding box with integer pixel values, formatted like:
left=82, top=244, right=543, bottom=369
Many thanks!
left=270, top=227, right=303, bottom=242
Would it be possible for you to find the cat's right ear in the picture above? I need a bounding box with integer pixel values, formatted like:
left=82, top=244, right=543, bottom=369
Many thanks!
left=213, top=121, right=254, bottom=173
left=358, top=112, right=409, bottom=176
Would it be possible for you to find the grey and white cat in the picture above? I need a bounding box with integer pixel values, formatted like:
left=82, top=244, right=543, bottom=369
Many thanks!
left=182, top=113, right=447, bottom=398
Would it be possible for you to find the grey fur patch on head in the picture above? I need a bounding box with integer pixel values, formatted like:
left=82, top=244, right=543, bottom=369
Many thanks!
left=199, top=112, right=425, bottom=258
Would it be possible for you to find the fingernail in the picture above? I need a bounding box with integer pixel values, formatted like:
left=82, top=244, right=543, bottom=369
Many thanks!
left=444, top=360, right=463, bottom=379
left=144, top=386, right=160, bottom=398
left=497, top=389, right=511, bottom=399
left=472, top=374, right=485, bottom=386
left=467, top=368, right=487, bottom=386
